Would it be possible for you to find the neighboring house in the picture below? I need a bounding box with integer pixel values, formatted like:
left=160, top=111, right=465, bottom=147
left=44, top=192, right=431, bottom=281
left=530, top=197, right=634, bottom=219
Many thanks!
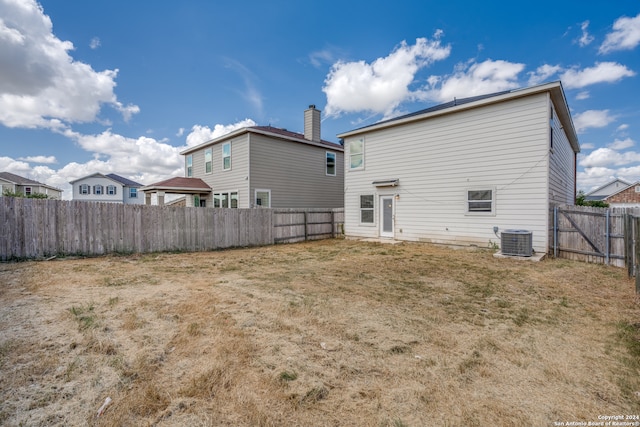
left=142, top=105, right=344, bottom=208
left=604, top=181, right=640, bottom=208
left=0, top=171, right=63, bottom=199
left=337, top=81, right=580, bottom=254
left=69, top=173, right=144, bottom=204
left=584, top=178, right=630, bottom=201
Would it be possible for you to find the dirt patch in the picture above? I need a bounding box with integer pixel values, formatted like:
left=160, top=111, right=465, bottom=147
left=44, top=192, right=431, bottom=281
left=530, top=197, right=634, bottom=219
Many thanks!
left=0, top=239, right=638, bottom=426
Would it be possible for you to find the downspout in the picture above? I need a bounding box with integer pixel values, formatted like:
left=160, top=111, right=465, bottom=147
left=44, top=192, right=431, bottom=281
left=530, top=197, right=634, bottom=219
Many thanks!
left=574, top=152, right=577, bottom=204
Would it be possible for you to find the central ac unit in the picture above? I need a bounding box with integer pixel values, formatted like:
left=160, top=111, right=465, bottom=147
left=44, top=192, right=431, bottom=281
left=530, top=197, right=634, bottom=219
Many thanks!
left=501, top=229, right=533, bottom=257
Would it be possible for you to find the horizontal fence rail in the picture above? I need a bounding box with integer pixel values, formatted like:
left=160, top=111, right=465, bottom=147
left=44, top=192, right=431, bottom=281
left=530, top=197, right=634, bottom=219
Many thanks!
left=0, top=198, right=344, bottom=260
left=551, top=205, right=640, bottom=274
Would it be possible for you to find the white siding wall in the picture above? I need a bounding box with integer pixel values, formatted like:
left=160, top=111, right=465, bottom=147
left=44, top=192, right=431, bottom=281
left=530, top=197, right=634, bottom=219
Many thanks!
left=548, top=97, right=576, bottom=206
left=122, top=186, right=143, bottom=204
left=344, top=94, right=553, bottom=253
left=192, top=135, right=250, bottom=208
left=71, top=177, right=124, bottom=203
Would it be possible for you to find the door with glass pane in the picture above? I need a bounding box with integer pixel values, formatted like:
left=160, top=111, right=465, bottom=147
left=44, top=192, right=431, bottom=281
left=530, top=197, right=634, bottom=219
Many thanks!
left=380, top=196, right=394, bottom=238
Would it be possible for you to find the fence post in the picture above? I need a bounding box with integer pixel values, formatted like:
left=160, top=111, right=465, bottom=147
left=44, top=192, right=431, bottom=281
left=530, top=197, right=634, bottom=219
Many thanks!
left=553, top=206, right=558, bottom=258
left=304, top=211, right=308, bottom=241
left=625, top=214, right=633, bottom=278
left=635, top=216, right=640, bottom=293
left=605, top=209, right=610, bottom=265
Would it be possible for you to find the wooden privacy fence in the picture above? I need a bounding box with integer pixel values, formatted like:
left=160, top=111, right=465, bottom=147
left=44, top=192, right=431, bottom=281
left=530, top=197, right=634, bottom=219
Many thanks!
left=0, top=198, right=344, bottom=260
left=551, top=205, right=640, bottom=273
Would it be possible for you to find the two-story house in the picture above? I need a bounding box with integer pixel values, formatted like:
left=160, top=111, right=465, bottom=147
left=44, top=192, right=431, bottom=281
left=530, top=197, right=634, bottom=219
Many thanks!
left=142, top=105, right=344, bottom=209
left=70, top=173, right=144, bottom=204
left=0, top=171, right=63, bottom=199
left=338, top=81, right=579, bottom=254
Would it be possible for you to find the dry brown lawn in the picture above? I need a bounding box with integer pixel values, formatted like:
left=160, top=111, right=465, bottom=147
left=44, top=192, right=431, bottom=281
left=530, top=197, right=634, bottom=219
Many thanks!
left=0, top=239, right=639, bottom=426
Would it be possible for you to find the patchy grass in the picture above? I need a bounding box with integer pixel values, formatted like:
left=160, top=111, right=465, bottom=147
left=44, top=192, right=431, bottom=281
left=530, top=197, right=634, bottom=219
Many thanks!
left=0, top=239, right=638, bottom=426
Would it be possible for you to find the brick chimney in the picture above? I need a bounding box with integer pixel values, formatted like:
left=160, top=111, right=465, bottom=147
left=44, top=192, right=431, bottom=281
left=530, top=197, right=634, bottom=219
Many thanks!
left=304, top=104, right=321, bottom=142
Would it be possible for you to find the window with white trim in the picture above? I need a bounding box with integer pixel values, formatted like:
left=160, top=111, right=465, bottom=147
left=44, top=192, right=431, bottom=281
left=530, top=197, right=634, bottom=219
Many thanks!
left=213, top=191, right=238, bottom=208
left=107, top=185, right=116, bottom=195
left=205, top=148, right=212, bottom=174
left=255, top=189, right=271, bottom=207
left=360, top=195, right=374, bottom=223
left=186, top=154, right=193, bottom=177
left=80, top=184, right=89, bottom=195
left=24, top=187, right=32, bottom=196
left=222, top=142, right=231, bottom=171
left=326, top=152, right=336, bottom=176
left=349, top=138, right=364, bottom=170
left=94, top=185, right=103, bottom=195
left=129, top=188, right=138, bottom=198
left=467, top=189, right=495, bottom=214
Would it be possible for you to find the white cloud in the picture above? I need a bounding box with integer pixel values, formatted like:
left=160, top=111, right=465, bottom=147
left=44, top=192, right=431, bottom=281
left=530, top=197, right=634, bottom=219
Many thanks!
left=185, top=119, right=256, bottom=147
left=577, top=21, right=594, bottom=47
left=323, top=34, right=451, bottom=118
left=599, top=13, right=640, bottom=54
left=580, top=142, right=595, bottom=150
left=579, top=147, right=640, bottom=167
left=561, top=62, right=636, bottom=89
left=608, top=137, right=634, bottom=150
left=16, top=155, right=56, bottom=163
left=617, top=124, right=629, bottom=133
left=89, top=36, right=100, bottom=49
left=527, top=64, right=562, bottom=86
left=575, top=91, right=590, bottom=100
left=421, top=59, right=524, bottom=102
left=573, top=109, right=616, bottom=133
left=176, top=127, right=185, bottom=137
left=0, top=0, right=138, bottom=129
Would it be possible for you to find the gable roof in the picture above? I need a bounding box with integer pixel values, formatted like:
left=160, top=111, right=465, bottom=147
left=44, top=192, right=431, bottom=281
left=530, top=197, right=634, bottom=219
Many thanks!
left=105, top=173, right=143, bottom=187
left=585, top=178, right=631, bottom=197
left=0, top=171, right=62, bottom=191
left=337, top=81, right=579, bottom=153
left=69, top=172, right=142, bottom=186
left=604, top=181, right=640, bottom=200
left=181, top=125, right=343, bottom=155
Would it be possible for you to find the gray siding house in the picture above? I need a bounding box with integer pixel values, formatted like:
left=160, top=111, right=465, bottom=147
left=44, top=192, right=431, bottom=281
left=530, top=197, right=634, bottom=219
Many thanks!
left=338, top=82, right=580, bottom=254
left=0, top=171, right=62, bottom=199
left=144, top=106, right=344, bottom=209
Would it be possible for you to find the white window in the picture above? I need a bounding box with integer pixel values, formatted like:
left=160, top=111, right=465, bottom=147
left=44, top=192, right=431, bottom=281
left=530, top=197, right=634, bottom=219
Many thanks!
left=106, top=185, right=116, bottom=195
left=94, top=185, right=103, bottom=195
left=326, top=152, right=336, bottom=176
left=349, top=138, right=364, bottom=170
left=129, top=188, right=137, bottom=198
left=186, top=155, right=193, bottom=177
left=80, top=184, right=89, bottom=195
left=635, top=186, right=640, bottom=193
left=255, top=189, right=271, bottom=207
left=222, top=142, right=231, bottom=170
left=467, top=189, right=495, bottom=214
left=213, top=191, right=238, bottom=208
left=360, top=195, right=374, bottom=223
left=24, top=187, right=32, bottom=196
left=205, top=148, right=212, bottom=174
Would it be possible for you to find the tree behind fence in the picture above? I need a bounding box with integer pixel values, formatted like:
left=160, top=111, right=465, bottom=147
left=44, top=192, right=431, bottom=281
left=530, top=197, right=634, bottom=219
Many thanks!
left=0, top=198, right=343, bottom=260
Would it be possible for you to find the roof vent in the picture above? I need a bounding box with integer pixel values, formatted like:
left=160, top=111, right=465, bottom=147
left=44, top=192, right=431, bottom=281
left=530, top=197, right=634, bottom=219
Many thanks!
left=500, top=230, right=533, bottom=257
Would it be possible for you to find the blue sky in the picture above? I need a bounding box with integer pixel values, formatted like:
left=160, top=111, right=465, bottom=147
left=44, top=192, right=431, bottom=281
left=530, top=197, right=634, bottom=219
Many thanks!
left=0, top=0, right=639, bottom=198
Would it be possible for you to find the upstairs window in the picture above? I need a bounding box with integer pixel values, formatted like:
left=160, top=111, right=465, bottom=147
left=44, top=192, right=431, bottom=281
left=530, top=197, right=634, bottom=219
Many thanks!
left=129, top=188, right=138, bottom=198
left=326, top=152, right=336, bottom=176
left=205, top=148, right=212, bottom=174
left=106, top=185, right=116, bottom=195
left=349, top=138, right=364, bottom=170
left=80, top=184, right=89, bottom=195
left=94, top=185, right=103, bottom=195
left=222, top=142, right=231, bottom=170
left=255, top=190, right=271, bottom=208
left=186, top=154, right=193, bottom=177
left=467, top=189, right=495, bottom=214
